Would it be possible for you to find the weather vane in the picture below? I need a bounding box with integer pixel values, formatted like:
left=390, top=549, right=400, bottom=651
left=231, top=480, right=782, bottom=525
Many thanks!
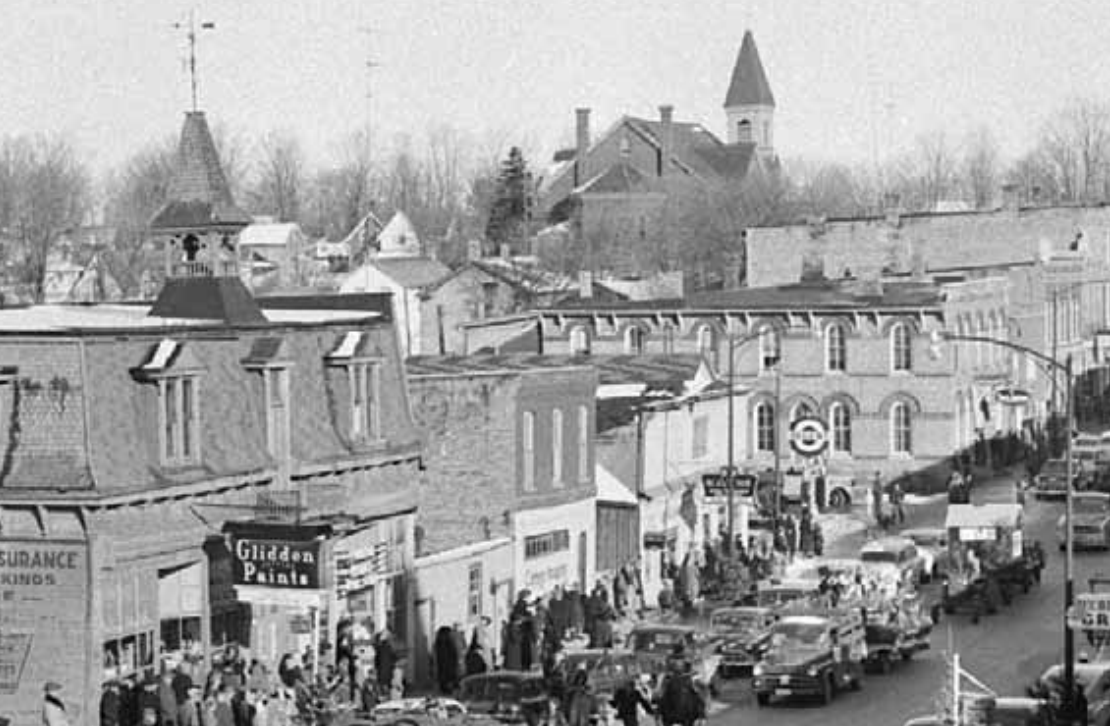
left=173, top=9, right=216, bottom=112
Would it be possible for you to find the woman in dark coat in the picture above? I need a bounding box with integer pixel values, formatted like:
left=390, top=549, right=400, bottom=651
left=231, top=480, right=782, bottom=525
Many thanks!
left=433, top=626, right=461, bottom=694
left=374, top=631, right=397, bottom=692
left=464, top=632, right=489, bottom=677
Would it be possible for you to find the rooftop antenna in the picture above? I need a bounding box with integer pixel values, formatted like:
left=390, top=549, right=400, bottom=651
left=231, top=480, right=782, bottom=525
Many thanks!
left=173, top=9, right=216, bottom=112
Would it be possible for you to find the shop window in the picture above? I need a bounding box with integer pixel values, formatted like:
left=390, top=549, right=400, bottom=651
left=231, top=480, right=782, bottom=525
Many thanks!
left=524, top=530, right=571, bottom=560
left=661, top=324, right=675, bottom=354
left=692, top=415, right=709, bottom=459
left=624, top=326, right=645, bottom=355
left=467, top=563, right=483, bottom=620
left=160, top=376, right=200, bottom=466
left=481, top=282, right=498, bottom=318
left=569, top=326, right=591, bottom=355
left=577, top=404, right=589, bottom=483
left=102, top=630, right=155, bottom=682
left=523, top=410, right=535, bottom=491
left=158, top=562, right=204, bottom=665
left=552, top=408, right=564, bottom=487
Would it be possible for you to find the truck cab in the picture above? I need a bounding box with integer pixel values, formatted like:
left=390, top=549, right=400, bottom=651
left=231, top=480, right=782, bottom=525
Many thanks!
left=751, top=607, right=866, bottom=706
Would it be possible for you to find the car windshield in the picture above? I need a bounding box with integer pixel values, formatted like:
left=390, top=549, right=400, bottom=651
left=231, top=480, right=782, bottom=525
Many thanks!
left=632, top=631, right=688, bottom=653
left=712, top=612, right=764, bottom=633
left=1074, top=496, right=1110, bottom=514
left=860, top=550, right=899, bottom=564
left=770, top=621, right=827, bottom=648
left=460, top=677, right=544, bottom=702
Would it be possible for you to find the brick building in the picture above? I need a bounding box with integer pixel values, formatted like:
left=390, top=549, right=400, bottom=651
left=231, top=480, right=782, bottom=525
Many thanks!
left=404, top=356, right=598, bottom=683
left=0, top=112, right=423, bottom=722
left=746, top=200, right=1110, bottom=426
left=463, top=276, right=1017, bottom=488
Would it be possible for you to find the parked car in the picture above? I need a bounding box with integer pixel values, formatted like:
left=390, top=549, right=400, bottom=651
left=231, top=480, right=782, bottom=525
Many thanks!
left=1026, top=662, right=1110, bottom=726
left=1057, top=491, right=1110, bottom=550
left=903, top=697, right=1054, bottom=726
left=627, top=624, right=722, bottom=694
left=1034, top=458, right=1087, bottom=499
left=859, top=536, right=928, bottom=585
left=709, top=606, right=777, bottom=677
left=372, top=698, right=470, bottom=726
left=457, top=672, right=550, bottom=725
left=557, top=649, right=643, bottom=701
left=900, top=527, right=948, bottom=580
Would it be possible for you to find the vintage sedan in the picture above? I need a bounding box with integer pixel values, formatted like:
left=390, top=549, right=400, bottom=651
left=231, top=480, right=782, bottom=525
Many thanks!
left=900, top=528, right=948, bottom=580
left=457, top=672, right=551, bottom=726
left=709, top=606, right=777, bottom=677
left=859, top=536, right=928, bottom=585
left=628, top=624, right=722, bottom=694
left=1035, top=458, right=1087, bottom=499
left=1058, top=491, right=1110, bottom=550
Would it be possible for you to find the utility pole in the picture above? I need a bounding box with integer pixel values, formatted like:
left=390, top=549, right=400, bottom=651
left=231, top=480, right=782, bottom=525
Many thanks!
left=1064, top=352, right=1076, bottom=719
left=726, top=331, right=736, bottom=556
left=173, top=10, right=216, bottom=112
left=359, top=26, right=380, bottom=164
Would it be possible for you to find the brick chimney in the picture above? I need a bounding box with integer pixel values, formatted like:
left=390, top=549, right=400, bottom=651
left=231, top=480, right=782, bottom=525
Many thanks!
left=1001, top=183, right=1020, bottom=212
left=579, top=270, right=593, bottom=299
left=575, top=108, right=591, bottom=186
left=659, top=105, right=674, bottom=178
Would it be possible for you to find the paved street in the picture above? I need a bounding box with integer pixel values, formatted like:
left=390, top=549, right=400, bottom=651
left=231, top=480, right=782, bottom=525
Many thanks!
left=708, top=470, right=1107, bottom=726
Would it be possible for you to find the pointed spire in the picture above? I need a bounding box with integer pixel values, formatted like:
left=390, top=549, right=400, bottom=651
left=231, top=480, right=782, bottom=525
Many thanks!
left=724, top=30, right=775, bottom=108
left=150, top=111, right=251, bottom=232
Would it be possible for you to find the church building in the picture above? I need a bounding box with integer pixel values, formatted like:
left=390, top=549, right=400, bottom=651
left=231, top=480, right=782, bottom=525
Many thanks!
left=535, top=31, right=779, bottom=286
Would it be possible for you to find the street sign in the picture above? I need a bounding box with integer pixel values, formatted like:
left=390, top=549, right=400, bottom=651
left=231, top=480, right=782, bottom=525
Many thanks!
left=702, top=472, right=756, bottom=498
left=1067, top=593, right=1110, bottom=631
left=789, top=417, right=828, bottom=456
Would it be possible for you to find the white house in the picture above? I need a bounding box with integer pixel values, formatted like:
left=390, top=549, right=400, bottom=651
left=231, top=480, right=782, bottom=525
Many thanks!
left=238, top=221, right=308, bottom=286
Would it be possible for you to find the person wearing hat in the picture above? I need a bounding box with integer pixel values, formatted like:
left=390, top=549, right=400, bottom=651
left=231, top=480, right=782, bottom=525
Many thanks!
left=42, top=681, right=69, bottom=726
left=100, top=679, right=122, bottom=726
left=178, top=684, right=205, bottom=726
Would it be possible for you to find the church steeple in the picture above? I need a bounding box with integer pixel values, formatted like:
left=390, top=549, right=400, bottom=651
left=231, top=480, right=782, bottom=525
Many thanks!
left=724, top=30, right=775, bottom=156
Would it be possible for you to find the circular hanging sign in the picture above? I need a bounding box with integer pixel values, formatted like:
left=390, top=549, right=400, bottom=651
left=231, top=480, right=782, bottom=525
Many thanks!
left=789, top=417, right=829, bottom=456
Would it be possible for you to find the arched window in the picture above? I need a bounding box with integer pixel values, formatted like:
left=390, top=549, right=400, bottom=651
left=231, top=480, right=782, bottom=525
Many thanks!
left=759, top=326, right=780, bottom=373
left=891, top=323, right=912, bottom=372
left=624, top=326, right=645, bottom=355
left=891, top=402, right=912, bottom=455
left=754, top=402, right=776, bottom=453
left=737, top=119, right=753, bottom=143
left=826, top=324, right=847, bottom=372
left=569, top=326, right=590, bottom=355
left=661, top=324, right=675, bottom=355
left=696, top=325, right=716, bottom=358
left=830, top=403, right=852, bottom=454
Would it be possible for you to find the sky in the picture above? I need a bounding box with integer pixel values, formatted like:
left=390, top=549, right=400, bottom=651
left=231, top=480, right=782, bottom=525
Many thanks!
left=5, top=0, right=1110, bottom=177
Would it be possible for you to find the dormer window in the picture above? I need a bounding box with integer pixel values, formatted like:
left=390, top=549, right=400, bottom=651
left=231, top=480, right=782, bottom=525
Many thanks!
left=327, top=331, right=382, bottom=443
left=134, top=339, right=205, bottom=467
left=242, top=337, right=293, bottom=460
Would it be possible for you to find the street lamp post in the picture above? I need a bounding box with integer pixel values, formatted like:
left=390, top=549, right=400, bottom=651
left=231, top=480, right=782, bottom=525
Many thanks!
left=723, top=329, right=766, bottom=556
left=937, top=331, right=1076, bottom=712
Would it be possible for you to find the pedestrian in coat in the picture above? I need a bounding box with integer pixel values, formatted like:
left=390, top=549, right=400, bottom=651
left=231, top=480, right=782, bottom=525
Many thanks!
left=433, top=625, right=461, bottom=694
left=43, top=682, right=70, bottom=726
left=611, top=677, right=654, bottom=726
left=612, top=571, right=629, bottom=616
left=890, top=479, right=906, bottom=524
left=503, top=619, right=522, bottom=671
left=588, top=588, right=616, bottom=649
left=373, top=630, right=397, bottom=693
left=158, top=668, right=179, bottom=726
left=100, top=680, right=121, bottom=726
left=465, top=631, right=489, bottom=676
left=178, top=685, right=205, bottom=726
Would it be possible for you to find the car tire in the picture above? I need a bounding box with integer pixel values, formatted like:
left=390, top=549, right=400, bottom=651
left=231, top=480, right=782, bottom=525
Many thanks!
left=829, top=489, right=849, bottom=510
left=756, top=693, right=769, bottom=707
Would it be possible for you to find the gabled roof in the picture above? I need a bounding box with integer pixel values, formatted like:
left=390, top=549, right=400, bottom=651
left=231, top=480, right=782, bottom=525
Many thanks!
left=724, top=30, right=775, bottom=108
left=150, top=111, right=252, bottom=231
left=376, top=211, right=421, bottom=258
left=468, top=257, right=578, bottom=296
left=366, top=257, right=451, bottom=289
left=624, top=116, right=757, bottom=183
left=575, top=162, right=662, bottom=195
left=239, top=222, right=305, bottom=248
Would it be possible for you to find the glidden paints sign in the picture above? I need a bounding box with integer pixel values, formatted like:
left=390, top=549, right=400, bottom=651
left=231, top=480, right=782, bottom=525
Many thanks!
left=0, top=539, right=89, bottom=722
left=231, top=537, right=322, bottom=589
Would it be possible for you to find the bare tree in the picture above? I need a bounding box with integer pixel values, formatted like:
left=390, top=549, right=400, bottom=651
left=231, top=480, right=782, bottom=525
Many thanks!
left=913, top=130, right=957, bottom=211
left=250, top=130, right=306, bottom=222
left=307, top=127, right=376, bottom=240
left=961, top=126, right=1001, bottom=209
left=789, top=160, right=874, bottom=218
left=102, top=136, right=177, bottom=296
left=0, top=134, right=89, bottom=302
left=210, top=121, right=249, bottom=203
left=1033, top=97, right=1110, bottom=203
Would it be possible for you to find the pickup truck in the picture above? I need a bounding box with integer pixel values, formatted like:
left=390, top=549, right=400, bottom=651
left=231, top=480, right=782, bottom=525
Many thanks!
left=752, top=607, right=866, bottom=706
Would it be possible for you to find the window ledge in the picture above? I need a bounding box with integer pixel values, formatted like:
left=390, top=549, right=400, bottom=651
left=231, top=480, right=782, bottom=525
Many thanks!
left=159, top=459, right=204, bottom=472
left=890, top=452, right=914, bottom=460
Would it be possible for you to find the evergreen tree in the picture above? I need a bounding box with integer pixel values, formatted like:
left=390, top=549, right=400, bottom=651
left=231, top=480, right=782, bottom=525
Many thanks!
left=484, top=146, right=531, bottom=255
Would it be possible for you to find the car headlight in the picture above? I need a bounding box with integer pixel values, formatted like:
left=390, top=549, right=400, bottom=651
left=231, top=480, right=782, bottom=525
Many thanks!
left=753, top=664, right=764, bottom=676
left=807, top=666, right=819, bottom=677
